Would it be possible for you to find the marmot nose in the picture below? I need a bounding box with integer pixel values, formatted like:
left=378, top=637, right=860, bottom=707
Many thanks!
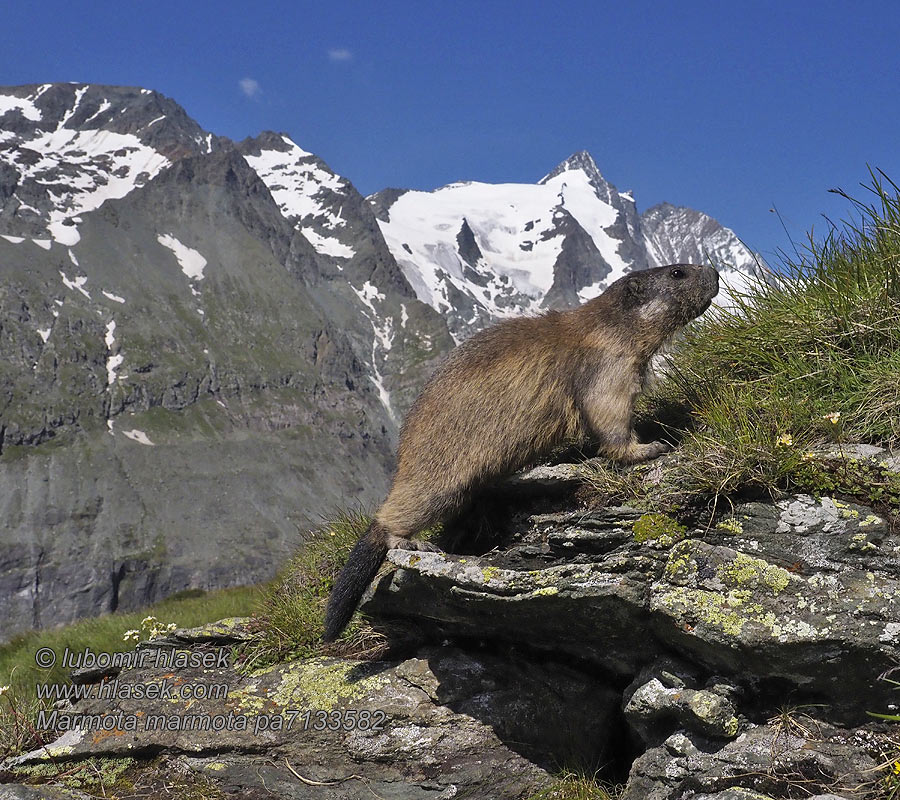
left=703, top=265, right=720, bottom=296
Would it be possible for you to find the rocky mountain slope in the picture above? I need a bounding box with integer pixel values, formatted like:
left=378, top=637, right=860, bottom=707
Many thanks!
left=0, top=83, right=763, bottom=640
left=0, top=83, right=451, bottom=641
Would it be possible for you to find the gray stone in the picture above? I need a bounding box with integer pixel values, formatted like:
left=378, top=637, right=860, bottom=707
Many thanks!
left=362, top=493, right=900, bottom=721
left=622, top=724, right=878, bottom=800
left=5, top=645, right=618, bottom=799
left=624, top=677, right=740, bottom=742
left=0, top=788, right=95, bottom=800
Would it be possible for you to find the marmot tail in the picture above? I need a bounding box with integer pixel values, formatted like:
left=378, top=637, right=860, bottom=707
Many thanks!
left=323, top=522, right=389, bottom=642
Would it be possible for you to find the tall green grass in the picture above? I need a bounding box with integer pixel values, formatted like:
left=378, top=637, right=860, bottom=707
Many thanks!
left=250, top=509, right=391, bottom=668
left=592, top=172, right=900, bottom=509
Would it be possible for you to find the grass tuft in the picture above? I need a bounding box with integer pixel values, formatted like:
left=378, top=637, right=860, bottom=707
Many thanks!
left=527, top=771, right=619, bottom=800
left=248, top=509, right=391, bottom=669
left=587, top=171, right=900, bottom=516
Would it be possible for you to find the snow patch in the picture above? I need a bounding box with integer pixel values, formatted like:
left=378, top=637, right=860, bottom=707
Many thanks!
left=157, top=234, right=207, bottom=280
left=37, top=328, right=51, bottom=343
left=32, top=239, right=51, bottom=250
left=48, top=220, right=80, bottom=246
left=302, top=229, right=356, bottom=259
left=102, top=290, right=126, bottom=304
left=577, top=279, right=607, bottom=303
left=57, top=86, right=89, bottom=130
left=1, top=235, right=24, bottom=244
left=378, top=179, right=580, bottom=314
left=350, top=281, right=397, bottom=422
left=82, top=100, right=112, bottom=126
left=122, top=429, right=154, bottom=446
left=105, top=320, right=123, bottom=386
left=4, top=127, right=170, bottom=235
left=59, top=270, right=90, bottom=298
left=243, top=136, right=357, bottom=258
left=0, top=93, right=42, bottom=121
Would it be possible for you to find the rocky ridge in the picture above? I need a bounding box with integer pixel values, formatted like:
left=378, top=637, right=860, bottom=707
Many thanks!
left=0, top=84, right=452, bottom=641
left=3, top=447, right=898, bottom=799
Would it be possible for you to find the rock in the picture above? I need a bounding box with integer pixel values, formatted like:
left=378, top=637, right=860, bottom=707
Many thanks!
left=501, top=463, right=586, bottom=495
left=0, top=788, right=95, bottom=800
left=4, top=473, right=899, bottom=799
left=362, top=545, right=658, bottom=675
left=624, top=676, right=741, bottom=743
left=621, top=724, right=879, bottom=800
left=4, top=644, right=618, bottom=799
left=363, top=494, right=900, bottom=722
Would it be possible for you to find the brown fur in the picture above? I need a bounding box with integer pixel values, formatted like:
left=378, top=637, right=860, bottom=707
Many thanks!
left=323, top=263, right=718, bottom=641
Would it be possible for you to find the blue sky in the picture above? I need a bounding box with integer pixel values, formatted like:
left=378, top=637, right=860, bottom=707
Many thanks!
left=3, top=0, right=899, bottom=264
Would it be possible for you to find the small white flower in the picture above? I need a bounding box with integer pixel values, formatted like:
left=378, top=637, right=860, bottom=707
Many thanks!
left=823, top=411, right=841, bottom=424
left=0, top=685, right=10, bottom=696
left=167, top=622, right=178, bottom=632
left=141, top=615, right=157, bottom=628
left=123, top=629, right=140, bottom=642
left=777, top=434, right=793, bottom=446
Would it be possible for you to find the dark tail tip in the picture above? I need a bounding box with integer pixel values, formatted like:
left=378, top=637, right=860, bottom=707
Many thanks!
left=323, top=522, right=389, bottom=642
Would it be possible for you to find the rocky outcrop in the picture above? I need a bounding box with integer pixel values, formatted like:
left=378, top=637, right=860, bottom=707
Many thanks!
left=2, top=621, right=617, bottom=798
left=4, top=452, right=898, bottom=799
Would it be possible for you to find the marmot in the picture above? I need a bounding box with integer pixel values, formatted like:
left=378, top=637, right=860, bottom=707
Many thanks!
left=323, top=263, right=719, bottom=641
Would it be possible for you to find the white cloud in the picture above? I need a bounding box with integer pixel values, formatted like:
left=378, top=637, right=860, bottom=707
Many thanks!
left=327, top=48, right=353, bottom=62
left=239, top=77, right=261, bottom=98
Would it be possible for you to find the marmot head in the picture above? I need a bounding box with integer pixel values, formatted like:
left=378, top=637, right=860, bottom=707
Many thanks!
left=617, top=263, right=719, bottom=330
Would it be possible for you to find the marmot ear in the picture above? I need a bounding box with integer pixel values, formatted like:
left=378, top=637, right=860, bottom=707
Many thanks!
left=622, top=275, right=646, bottom=310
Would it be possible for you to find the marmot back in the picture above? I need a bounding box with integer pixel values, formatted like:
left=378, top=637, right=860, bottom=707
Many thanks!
left=323, top=263, right=719, bottom=641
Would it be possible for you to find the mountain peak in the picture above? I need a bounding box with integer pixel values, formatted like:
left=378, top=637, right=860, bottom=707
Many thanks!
left=539, top=150, right=604, bottom=186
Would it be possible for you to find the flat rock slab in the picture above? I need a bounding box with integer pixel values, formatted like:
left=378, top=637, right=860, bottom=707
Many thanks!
left=363, top=494, right=900, bottom=721
left=3, top=646, right=617, bottom=799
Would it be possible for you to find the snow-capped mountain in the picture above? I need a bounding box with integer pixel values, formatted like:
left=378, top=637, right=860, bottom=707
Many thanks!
left=373, top=151, right=764, bottom=340
left=0, top=83, right=222, bottom=244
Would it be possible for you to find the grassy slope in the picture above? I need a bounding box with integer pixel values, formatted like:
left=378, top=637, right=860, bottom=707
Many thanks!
left=590, top=174, right=900, bottom=514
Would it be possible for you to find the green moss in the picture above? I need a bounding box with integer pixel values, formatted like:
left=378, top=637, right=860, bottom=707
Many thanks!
left=13, top=756, right=136, bottom=791
left=482, top=566, right=501, bottom=583
left=716, top=516, right=744, bottom=535
left=633, top=513, right=687, bottom=545
left=717, top=553, right=792, bottom=596
left=259, top=657, right=389, bottom=710
left=657, top=587, right=749, bottom=637
left=664, top=542, right=697, bottom=581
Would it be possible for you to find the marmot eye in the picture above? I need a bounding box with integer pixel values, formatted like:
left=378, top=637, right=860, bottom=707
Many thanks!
left=670, top=267, right=686, bottom=279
